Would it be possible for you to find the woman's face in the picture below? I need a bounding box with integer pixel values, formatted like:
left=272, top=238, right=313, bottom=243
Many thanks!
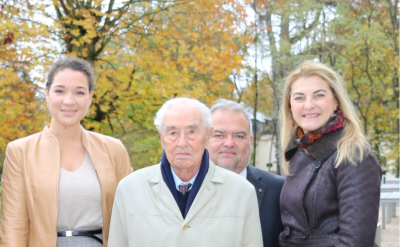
left=45, top=68, right=93, bottom=128
left=290, top=75, right=338, bottom=133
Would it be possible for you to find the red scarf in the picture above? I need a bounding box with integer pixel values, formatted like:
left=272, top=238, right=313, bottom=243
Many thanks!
left=295, top=113, right=344, bottom=148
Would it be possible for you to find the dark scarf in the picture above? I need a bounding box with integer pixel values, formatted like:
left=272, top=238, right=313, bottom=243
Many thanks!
left=161, top=149, right=210, bottom=218
left=295, top=113, right=343, bottom=148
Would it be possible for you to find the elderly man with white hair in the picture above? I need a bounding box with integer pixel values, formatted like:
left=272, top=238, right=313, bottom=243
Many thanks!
left=108, top=97, right=262, bottom=247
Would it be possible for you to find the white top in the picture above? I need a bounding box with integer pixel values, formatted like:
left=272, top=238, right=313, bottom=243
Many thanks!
left=57, top=152, right=103, bottom=230
left=171, top=166, right=198, bottom=192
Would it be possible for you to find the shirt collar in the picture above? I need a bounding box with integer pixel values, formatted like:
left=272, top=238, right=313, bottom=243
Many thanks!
left=238, top=164, right=248, bottom=179
left=170, top=166, right=199, bottom=192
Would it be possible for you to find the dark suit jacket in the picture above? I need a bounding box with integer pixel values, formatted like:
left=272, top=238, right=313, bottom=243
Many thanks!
left=247, top=164, right=285, bottom=247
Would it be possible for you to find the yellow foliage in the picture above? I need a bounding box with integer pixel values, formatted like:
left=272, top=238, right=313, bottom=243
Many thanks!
left=0, top=1, right=53, bottom=168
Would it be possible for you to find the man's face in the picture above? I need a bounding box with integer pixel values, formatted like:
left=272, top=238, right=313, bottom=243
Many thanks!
left=208, top=110, right=253, bottom=174
left=159, top=104, right=210, bottom=178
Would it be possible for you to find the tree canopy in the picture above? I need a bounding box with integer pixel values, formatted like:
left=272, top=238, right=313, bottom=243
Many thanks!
left=243, top=0, right=399, bottom=175
left=0, top=0, right=398, bottom=175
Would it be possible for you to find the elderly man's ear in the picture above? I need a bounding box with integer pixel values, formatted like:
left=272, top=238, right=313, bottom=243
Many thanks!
left=157, top=129, right=164, bottom=149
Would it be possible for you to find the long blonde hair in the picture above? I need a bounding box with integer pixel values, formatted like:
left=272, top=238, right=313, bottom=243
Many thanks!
left=279, top=61, right=369, bottom=175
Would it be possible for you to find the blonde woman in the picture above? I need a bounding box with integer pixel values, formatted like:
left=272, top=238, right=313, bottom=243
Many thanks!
left=278, top=61, right=381, bottom=246
left=0, top=57, right=132, bottom=247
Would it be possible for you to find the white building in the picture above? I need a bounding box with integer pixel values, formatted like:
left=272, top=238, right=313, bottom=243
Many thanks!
left=245, top=106, right=281, bottom=175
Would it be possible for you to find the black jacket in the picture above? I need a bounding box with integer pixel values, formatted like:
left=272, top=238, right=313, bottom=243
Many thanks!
left=279, top=129, right=381, bottom=247
left=247, top=164, right=285, bottom=247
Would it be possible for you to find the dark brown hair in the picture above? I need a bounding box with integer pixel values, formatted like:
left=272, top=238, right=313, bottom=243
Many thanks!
left=46, top=57, right=95, bottom=92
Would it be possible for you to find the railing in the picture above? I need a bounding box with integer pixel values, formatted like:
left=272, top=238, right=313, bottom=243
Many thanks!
left=379, top=176, right=399, bottom=230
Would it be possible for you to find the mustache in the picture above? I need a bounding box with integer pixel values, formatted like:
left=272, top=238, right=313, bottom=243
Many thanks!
left=218, top=148, right=238, bottom=155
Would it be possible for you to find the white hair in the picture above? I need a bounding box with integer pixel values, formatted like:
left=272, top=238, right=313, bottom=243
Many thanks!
left=210, top=99, right=253, bottom=135
left=154, top=97, right=211, bottom=130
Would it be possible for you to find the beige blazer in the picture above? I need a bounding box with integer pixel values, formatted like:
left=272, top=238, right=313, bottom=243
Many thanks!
left=0, top=125, right=132, bottom=247
left=108, top=162, right=263, bottom=247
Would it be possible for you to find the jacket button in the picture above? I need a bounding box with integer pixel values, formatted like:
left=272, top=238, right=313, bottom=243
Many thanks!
left=183, top=225, right=189, bottom=230
left=301, top=230, right=309, bottom=239
left=314, top=160, right=321, bottom=169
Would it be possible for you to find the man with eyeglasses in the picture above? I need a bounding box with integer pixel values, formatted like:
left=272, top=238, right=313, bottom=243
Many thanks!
left=108, top=97, right=262, bottom=247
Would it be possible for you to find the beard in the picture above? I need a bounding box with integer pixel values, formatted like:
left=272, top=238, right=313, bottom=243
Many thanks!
left=215, top=147, right=251, bottom=173
left=217, top=156, right=239, bottom=171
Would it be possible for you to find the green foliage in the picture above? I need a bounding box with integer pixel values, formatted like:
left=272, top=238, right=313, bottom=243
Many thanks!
left=0, top=0, right=398, bottom=176
left=244, top=0, right=399, bottom=176
left=325, top=0, right=399, bottom=175
left=0, top=0, right=248, bottom=169
left=0, top=0, right=53, bottom=169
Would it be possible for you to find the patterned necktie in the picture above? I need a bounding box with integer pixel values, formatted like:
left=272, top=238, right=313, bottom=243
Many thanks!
left=178, top=183, right=192, bottom=194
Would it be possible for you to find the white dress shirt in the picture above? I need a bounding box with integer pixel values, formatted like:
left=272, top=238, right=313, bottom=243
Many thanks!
left=238, top=165, right=248, bottom=179
left=170, top=166, right=199, bottom=192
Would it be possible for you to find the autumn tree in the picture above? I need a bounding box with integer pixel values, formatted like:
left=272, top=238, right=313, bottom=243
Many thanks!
left=3, top=0, right=395, bottom=176
left=0, top=0, right=53, bottom=170
left=242, top=0, right=326, bottom=174
left=242, top=0, right=398, bottom=176
left=0, top=0, right=249, bottom=169
left=325, top=0, right=399, bottom=176
left=103, top=0, right=249, bottom=168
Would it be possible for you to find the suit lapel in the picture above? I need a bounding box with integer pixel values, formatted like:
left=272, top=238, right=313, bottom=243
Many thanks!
left=149, top=167, right=184, bottom=221
left=183, top=180, right=216, bottom=224
left=81, top=127, right=96, bottom=168
left=246, top=165, right=266, bottom=208
left=183, top=163, right=221, bottom=224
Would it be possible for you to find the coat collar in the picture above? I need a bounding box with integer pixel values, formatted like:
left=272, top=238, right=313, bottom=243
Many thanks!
left=246, top=164, right=261, bottom=180
left=285, top=128, right=343, bottom=162
left=43, top=125, right=60, bottom=146
left=43, top=124, right=89, bottom=148
left=147, top=161, right=223, bottom=223
left=148, top=160, right=223, bottom=185
left=43, top=125, right=99, bottom=170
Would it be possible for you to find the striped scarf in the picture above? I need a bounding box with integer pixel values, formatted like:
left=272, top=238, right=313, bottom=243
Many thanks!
left=295, top=113, right=344, bottom=148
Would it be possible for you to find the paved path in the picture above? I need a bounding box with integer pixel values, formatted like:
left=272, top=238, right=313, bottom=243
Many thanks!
left=380, top=206, right=399, bottom=247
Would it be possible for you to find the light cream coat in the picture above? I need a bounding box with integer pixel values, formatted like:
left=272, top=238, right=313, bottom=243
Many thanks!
left=108, top=162, right=263, bottom=247
left=0, top=126, right=132, bottom=247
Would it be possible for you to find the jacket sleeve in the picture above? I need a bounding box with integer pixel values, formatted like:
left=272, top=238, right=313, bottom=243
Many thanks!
left=0, top=143, right=29, bottom=246
left=336, top=152, right=381, bottom=246
left=107, top=183, right=128, bottom=247
left=115, top=140, right=133, bottom=181
left=243, top=187, right=263, bottom=247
